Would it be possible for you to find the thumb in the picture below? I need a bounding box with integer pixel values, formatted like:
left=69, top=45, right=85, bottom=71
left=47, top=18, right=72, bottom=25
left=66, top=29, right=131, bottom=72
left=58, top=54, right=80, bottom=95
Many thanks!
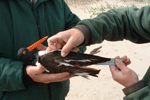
left=109, top=65, right=120, bottom=75
left=33, top=65, right=46, bottom=74
left=115, top=59, right=128, bottom=72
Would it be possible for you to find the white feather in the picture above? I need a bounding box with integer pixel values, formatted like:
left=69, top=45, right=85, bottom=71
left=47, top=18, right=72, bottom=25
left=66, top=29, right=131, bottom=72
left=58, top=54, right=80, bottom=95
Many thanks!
left=74, top=72, right=89, bottom=76
left=57, top=62, right=73, bottom=67
left=64, top=59, right=92, bottom=62
left=38, top=50, right=46, bottom=56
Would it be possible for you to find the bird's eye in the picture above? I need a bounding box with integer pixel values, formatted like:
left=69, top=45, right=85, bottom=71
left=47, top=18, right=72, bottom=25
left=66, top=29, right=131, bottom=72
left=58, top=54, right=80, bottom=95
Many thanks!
left=23, top=50, right=26, bottom=54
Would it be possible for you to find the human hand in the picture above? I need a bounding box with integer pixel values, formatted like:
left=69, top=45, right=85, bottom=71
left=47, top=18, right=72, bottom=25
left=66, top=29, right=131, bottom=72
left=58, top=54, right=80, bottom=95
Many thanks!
left=26, top=65, right=74, bottom=83
left=109, top=56, right=139, bottom=87
left=46, top=28, right=84, bottom=57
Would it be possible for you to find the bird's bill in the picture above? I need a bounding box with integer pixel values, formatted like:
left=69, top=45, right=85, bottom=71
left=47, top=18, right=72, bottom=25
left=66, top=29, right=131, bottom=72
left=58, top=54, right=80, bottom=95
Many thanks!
left=27, top=36, right=48, bottom=51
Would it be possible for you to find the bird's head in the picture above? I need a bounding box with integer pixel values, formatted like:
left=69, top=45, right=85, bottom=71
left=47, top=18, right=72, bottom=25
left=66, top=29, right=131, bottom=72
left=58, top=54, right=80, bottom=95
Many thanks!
left=17, top=36, right=48, bottom=65
left=17, top=48, right=34, bottom=64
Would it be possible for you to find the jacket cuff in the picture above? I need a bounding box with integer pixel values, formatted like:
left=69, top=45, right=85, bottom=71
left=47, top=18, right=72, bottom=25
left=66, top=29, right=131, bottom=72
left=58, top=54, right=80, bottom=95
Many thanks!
left=74, top=24, right=91, bottom=46
left=122, top=80, right=146, bottom=96
left=23, top=64, right=36, bottom=87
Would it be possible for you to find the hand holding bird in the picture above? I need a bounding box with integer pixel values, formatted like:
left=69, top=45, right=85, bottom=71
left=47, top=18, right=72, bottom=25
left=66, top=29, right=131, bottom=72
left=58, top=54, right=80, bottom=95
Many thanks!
left=19, top=37, right=74, bottom=83
left=18, top=36, right=122, bottom=79
left=26, top=65, right=74, bottom=83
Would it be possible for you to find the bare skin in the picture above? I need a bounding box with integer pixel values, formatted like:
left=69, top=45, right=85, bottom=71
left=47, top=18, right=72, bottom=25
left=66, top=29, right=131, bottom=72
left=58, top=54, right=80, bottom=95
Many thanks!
left=46, top=28, right=84, bottom=57
left=26, top=65, right=74, bottom=83
left=109, top=56, right=139, bottom=87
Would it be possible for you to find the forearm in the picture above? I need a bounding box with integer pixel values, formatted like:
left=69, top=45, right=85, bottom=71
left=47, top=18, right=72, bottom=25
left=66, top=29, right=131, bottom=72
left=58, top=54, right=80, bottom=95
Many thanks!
left=75, top=5, right=150, bottom=45
left=0, top=57, right=25, bottom=91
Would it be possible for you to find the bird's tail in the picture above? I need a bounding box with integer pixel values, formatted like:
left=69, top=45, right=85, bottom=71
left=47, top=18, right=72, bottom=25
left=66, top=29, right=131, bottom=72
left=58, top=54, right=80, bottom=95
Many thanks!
left=90, top=46, right=102, bottom=55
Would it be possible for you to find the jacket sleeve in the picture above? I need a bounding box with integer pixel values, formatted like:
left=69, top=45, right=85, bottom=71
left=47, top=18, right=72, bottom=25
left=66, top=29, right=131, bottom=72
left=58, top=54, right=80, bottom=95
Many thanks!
left=123, top=86, right=150, bottom=100
left=123, top=77, right=150, bottom=99
left=123, top=67, right=150, bottom=99
left=77, top=5, right=150, bottom=45
left=0, top=57, right=25, bottom=91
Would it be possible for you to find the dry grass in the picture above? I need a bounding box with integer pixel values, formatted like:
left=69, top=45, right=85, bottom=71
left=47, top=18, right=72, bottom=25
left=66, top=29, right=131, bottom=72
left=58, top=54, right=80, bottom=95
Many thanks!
left=65, top=0, right=101, bottom=5
left=66, top=0, right=150, bottom=18
left=65, top=0, right=149, bottom=4
left=65, top=0, right=106, bottom=9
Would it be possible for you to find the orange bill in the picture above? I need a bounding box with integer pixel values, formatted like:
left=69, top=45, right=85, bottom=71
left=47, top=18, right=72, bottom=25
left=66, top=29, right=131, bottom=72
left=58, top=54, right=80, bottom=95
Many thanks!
left=27, top=36, right=48, bottom=51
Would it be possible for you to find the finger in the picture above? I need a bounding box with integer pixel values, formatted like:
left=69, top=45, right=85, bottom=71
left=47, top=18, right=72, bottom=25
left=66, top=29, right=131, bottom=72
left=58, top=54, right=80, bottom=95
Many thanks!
left=45, top=47, right=52, bottom=53
left=61, top=37, right=76, bottom=57
left=109, top=65, right=120, bottom=75
left=115, top=59, right=128, bottom=72
left=47, top=34, right=66, bottom=50
left=124, top=58, right=131, bottom=65
left=26, top=65, right=46, bottom=75
left=55, top=43, right=62, bottom=49
left=121, top=56, right=127, bottom=61
left=47, top=37, right=59, bottom=51
left=47, top=36, right=59, bottom=45
left=56, top=75, right=75, bottom=82
left=34, top=65, right=46, bottom=74
left=48, top=72, right=71, bottom=81
left=115, top=56, right=120, bottom=59
left=121, top=56, right=128, bottom=63
left=39, top=73, right=74, bottom=83
left=36, top=44, right=47, bottom=51
left=121, top=56, right=131, bottom=65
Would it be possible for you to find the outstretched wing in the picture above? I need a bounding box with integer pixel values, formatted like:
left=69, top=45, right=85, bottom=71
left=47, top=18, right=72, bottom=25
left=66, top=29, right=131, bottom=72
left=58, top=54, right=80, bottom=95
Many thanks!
left=39, top=50, right=111, bottom=67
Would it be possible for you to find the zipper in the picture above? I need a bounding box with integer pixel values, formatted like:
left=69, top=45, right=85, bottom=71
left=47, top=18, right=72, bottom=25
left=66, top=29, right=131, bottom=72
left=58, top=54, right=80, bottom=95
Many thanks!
left=25, top=0, right=41, bottom=39
left=25, top=2, right=52, bottom=100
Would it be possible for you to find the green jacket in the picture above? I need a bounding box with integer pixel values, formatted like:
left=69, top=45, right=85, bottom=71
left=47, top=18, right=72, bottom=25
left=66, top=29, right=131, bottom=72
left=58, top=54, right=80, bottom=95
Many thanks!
left=0, top=0, right=85, bottom=100
left=76, top=5, right=150, bottom=100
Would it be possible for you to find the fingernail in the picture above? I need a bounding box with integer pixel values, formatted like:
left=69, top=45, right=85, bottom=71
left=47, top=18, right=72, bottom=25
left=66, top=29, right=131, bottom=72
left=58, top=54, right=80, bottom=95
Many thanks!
left=61, top=52, right=66, bottom=57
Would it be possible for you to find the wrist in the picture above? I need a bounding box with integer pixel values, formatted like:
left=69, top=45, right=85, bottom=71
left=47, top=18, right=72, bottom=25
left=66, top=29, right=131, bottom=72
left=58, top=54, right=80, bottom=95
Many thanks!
left=74, top=24, right=91, bottom=46
left=23, top=64, right=36, bottom=87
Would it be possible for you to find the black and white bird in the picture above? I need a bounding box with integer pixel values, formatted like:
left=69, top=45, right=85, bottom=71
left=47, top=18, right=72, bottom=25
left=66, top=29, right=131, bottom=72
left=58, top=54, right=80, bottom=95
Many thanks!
left=17, top=36, right=120, bottom=78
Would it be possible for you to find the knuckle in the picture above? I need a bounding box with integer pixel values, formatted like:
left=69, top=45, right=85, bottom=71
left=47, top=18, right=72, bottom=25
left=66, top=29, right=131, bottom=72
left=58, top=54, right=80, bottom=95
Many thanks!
left=115, top=56, right=120, bottom=59
left=47, top=38, right=50, bottom=42
left=123, top=55, right=127, bottom=59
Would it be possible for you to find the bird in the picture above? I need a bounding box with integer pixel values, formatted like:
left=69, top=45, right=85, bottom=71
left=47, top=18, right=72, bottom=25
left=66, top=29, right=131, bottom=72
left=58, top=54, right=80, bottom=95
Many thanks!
left=17, top=36, right=120, bottom=78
